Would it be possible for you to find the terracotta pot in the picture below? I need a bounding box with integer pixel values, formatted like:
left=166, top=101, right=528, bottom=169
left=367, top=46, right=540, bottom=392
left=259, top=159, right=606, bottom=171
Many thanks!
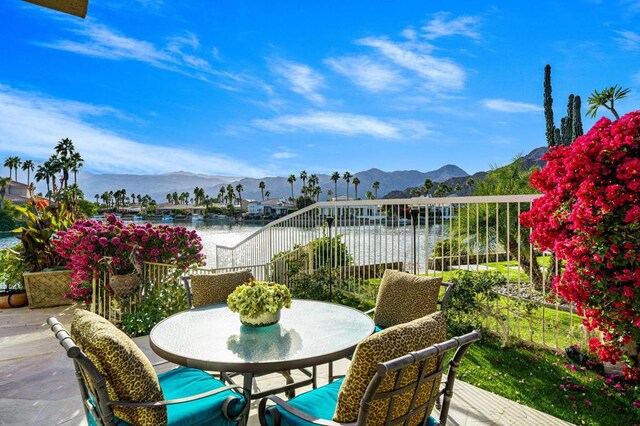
left=0, top=290, right=28, bottom=308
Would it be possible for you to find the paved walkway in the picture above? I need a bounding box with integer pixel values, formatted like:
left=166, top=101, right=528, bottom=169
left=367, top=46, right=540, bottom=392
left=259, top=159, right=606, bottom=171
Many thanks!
left=0, top=305, right=574, bottom=426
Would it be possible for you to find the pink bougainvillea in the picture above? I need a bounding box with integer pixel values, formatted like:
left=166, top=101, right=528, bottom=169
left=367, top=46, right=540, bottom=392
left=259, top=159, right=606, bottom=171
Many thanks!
left=53, top=215, right=205, bottom=302
left=521, top=111, right=640, bottom=377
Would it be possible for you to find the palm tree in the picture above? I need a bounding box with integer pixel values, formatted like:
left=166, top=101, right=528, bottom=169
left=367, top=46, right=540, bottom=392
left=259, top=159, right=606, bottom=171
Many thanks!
left=434, top=183, right=450, bottom=198
left=21, top=160, right=35, bottom=185
left=265, top=190, right=271, bottom=200
left=330, top=172, right=340, bottom=198
left=287, top=174, right=296, bottom=200
left=166, top=193, right=172, bottom=204
left=343, top=171, right=352, bottom=199
left=226, top=185, right=234, bottom=206
left=218, top=186, right=225, bottom=203
left=235, top=184, right=244, bottom=207
left=327, top=189, right=333, bottom=200
left=299, top=171, right=308, bottom=190
left=466, top=177, right=476, bottom=188
left=94, top=193, right=100, bottom=205
left=258, top=181, right=266, bottom=201
left=586, top=85, right=630, bottom=120
left=352, top=177, right=360, bottom=200
left=371, top=181, right=380, bottom=199
left=366, top=190, right=374, bottom=200
left=312, top=186, right=322, bottom=202
left=101, top=192, right=110, bottom=208
left=423, top=179, right=434, bottom=197
left=4, top=156, right=21, bottom=181
left=454, top=184, right=462, bottom=193
left=55, top=138, right=76, bottom=188
left=70, top=152, right=83, bottom=186
left=0, top=177, right=10, bottom=210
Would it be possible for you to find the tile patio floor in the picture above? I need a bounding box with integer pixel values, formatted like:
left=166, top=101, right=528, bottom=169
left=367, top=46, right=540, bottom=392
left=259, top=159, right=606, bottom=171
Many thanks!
left=0, top=304, right=574, bottom=426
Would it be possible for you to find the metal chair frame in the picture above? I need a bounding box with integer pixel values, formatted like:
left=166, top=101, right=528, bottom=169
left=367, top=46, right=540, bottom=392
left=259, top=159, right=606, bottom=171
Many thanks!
left=259, top=330, right=481, bottom=426
left=48, top=316, right=247, bottom=426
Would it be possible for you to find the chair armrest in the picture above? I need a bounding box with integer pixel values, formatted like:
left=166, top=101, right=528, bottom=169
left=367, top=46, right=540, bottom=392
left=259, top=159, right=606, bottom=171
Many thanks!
left=258, top=395, right=355, bottom=426
left=364, top=308, right=375, bottom=316
left=151, top=360, right=171, bottom=367
left=109, top=383, right=246, bottom=408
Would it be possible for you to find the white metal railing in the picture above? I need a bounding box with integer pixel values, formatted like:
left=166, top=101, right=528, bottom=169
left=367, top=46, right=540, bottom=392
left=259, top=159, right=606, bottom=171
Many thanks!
left=212, top=195, right=581, bottom=350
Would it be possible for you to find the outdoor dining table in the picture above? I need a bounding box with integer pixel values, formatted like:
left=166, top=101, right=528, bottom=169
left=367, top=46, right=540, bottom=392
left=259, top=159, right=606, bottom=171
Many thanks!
left=149, top=299, right=375, bottom=424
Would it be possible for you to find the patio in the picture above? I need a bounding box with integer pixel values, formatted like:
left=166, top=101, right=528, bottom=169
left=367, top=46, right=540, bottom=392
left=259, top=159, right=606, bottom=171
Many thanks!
left=0, top=304, right=572, bottom=426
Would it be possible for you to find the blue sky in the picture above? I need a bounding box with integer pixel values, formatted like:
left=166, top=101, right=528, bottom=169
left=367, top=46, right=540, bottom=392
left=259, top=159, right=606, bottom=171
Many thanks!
left=1, top=0, right=639, bottom=179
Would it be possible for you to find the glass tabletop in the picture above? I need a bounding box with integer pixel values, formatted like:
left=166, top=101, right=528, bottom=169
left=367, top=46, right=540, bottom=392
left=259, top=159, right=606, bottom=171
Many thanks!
left=150, top=299, right=375, bottom=373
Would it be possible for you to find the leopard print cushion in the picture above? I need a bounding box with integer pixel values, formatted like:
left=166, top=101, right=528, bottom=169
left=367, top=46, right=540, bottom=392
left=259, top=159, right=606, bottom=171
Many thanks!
left=374, top=270, right=442, bottom=329
left=71, top=309, right=166, bottom=425
left=190, top=269, right=254, bottom=308
left=334, top=311, right=447, bottom=424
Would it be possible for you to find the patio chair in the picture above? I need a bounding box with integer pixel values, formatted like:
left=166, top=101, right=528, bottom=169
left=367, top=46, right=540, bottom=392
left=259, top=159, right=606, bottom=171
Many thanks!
left=183, top=269, right=254, bottom=308
left=368, top=270, right=454, bottom=332
left=48, top=310, right=247, bottom=426
left=259, top=312, right=480, bottom=426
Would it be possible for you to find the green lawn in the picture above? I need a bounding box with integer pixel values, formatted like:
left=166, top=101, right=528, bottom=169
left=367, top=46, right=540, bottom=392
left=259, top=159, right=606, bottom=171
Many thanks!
left=458, top=336, right=640, bottom=426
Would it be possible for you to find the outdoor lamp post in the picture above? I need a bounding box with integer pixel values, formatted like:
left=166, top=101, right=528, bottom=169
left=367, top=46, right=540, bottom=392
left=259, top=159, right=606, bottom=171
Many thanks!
left=326, top=216, right=334, bottom=302
left=410, top=207, right=420, bottom=275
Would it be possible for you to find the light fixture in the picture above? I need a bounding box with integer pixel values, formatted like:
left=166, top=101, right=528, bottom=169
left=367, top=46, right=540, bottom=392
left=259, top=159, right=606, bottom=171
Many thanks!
left=23, top=0, right=88, bottom=18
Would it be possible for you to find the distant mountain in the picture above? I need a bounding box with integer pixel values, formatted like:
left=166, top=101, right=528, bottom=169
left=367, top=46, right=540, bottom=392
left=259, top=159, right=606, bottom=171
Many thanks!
left=70, top=171, right=239, bottom=202
left=383, top=146, right=548, bottom=198
left=40, top=164, right=471, bottom=203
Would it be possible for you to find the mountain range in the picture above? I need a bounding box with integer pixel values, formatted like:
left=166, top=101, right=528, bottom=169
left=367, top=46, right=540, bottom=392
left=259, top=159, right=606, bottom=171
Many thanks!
left=45, top=147, right=546, bottom=203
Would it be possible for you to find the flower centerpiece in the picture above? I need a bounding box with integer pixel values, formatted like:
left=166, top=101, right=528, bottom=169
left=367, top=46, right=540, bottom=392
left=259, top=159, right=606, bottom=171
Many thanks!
left=227, top=280, right=292, bottom=327
left=521, top=110, right=640, bottom=379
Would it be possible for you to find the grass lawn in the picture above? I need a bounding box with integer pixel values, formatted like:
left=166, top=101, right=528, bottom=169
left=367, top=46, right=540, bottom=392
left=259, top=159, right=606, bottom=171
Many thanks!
left=458, top=336, right=640, bottom=426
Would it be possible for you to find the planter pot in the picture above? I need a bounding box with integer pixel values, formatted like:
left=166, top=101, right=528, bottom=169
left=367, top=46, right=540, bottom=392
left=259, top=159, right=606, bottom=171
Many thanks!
left=239, top=309, right=281, bottom=327
left=0, top=289, right=28, bottom=308
left=23, top=270, right=73, bottom=309
left=108, top=273, right=141, bottom=299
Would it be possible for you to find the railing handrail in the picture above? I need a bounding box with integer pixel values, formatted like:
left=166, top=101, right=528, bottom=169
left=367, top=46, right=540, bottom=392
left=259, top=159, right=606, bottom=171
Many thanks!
left=216, top=194, right=541, bottom=250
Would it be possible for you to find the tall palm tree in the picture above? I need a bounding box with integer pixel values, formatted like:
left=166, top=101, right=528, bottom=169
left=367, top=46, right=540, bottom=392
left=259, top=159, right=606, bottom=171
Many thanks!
left=55, top=138, right=76, bottom=188
left=423, top=179, right=434, bottom=197
left=94, top=193, right=100, bottom=205
left=312, top=186, right=321, bottom=202
left=264, top=190, right=271, bottom=200
left=366, top=190, right=374, bottom=200
left=299, top=171, right=308, bottom=190
left=218, top=186, right=225, bottom=203
left=235, top=184, right=243, bottom=206
left=166, top=193, right=172, bottom=204
left=371, top=181, right=380, bottom=199
left=35, top=164, right=50, bottom=197
left=4, top=156, right=21, bottom=181
left=327, top=189, right=333, bottom=201
left=258, top=181, right=266, bottom=201
left=343, top=171, right=352, bottom=200
left=21, top=160, right=35, bottom=185
left=586, top=85, right=630, bottom=120
left=0, top=177, right=11, bottom=210
left=70, top=152, right=83, bottom=186
left=330, top=172, right=340, bottom=198
left=352, top=176, right=360, bottom=200
left=226, top=185, right=234, bottom=206
left=287, top=174, right=296, bottom=200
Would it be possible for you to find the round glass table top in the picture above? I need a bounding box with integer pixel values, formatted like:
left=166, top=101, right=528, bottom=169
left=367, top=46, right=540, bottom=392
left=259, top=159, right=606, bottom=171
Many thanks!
left=150, top=299, right=375, bottom=373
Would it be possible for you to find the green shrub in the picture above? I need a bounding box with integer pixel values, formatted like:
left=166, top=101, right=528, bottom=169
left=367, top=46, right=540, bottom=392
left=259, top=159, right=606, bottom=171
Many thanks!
left=0, top=245, right=26, bottom=289
left=120, top=281, right=188, bottom=337
left=0, top=206, right=18, bottom=232
left=448, top=271, right=537, bottom=346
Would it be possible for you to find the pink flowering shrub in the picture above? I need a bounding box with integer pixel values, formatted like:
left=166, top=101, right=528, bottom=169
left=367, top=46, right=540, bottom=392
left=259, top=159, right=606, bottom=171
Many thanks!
left=53, top=214, right=205, bottom=302
left=521, top=111, right=640, bottom=377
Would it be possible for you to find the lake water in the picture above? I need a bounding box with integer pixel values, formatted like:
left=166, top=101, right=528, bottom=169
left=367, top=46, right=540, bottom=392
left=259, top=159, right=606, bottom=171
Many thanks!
left=0, top=220, right=265, bottom=267
left=1, top=219, right=446, bottom=269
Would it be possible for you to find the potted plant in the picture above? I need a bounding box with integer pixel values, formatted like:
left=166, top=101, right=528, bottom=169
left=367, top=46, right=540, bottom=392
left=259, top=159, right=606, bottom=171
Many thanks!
left=12, top=199, right=76, bottom=308
left=0, top=244, right=28, bottom=308
left=227, top=280, right=292, bottom=327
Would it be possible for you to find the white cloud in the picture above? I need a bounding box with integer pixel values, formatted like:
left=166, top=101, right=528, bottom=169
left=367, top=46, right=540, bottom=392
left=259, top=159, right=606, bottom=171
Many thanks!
left=325, top=56, right=405, bottom=92
left=253, top=111, right=428, bottom=139
left=614, top=30, right=640, bottom=51
left=482, top=99, right=542, bottom=113
left=35, top=22, right=245, bottom=89
left=0, top=85, right=264, bottom=177
left=422, top=12, right=481, bottom=40
left=270, top=59, right=325, bottom=105
left=271, top=151, right=298, bottom=159
left=356, top=37, right=465, bottom=91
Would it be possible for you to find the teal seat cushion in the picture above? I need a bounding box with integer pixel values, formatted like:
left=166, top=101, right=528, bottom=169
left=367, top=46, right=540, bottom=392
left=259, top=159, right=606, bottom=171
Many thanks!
left=268, top=378, right=438, bottom=425
left=374, top=324, right=384, bottom=333
left=86, top=367, right=245, bottom=426
left=160, top=367, right=245, bottom=425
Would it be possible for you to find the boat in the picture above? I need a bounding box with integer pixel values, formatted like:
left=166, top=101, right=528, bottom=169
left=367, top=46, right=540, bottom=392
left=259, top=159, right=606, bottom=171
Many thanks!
left=132, top=215, right=144, bottom=221
left=191, top=214, right=204, bottom=222
left=161, top=215, right=174, bottom=222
